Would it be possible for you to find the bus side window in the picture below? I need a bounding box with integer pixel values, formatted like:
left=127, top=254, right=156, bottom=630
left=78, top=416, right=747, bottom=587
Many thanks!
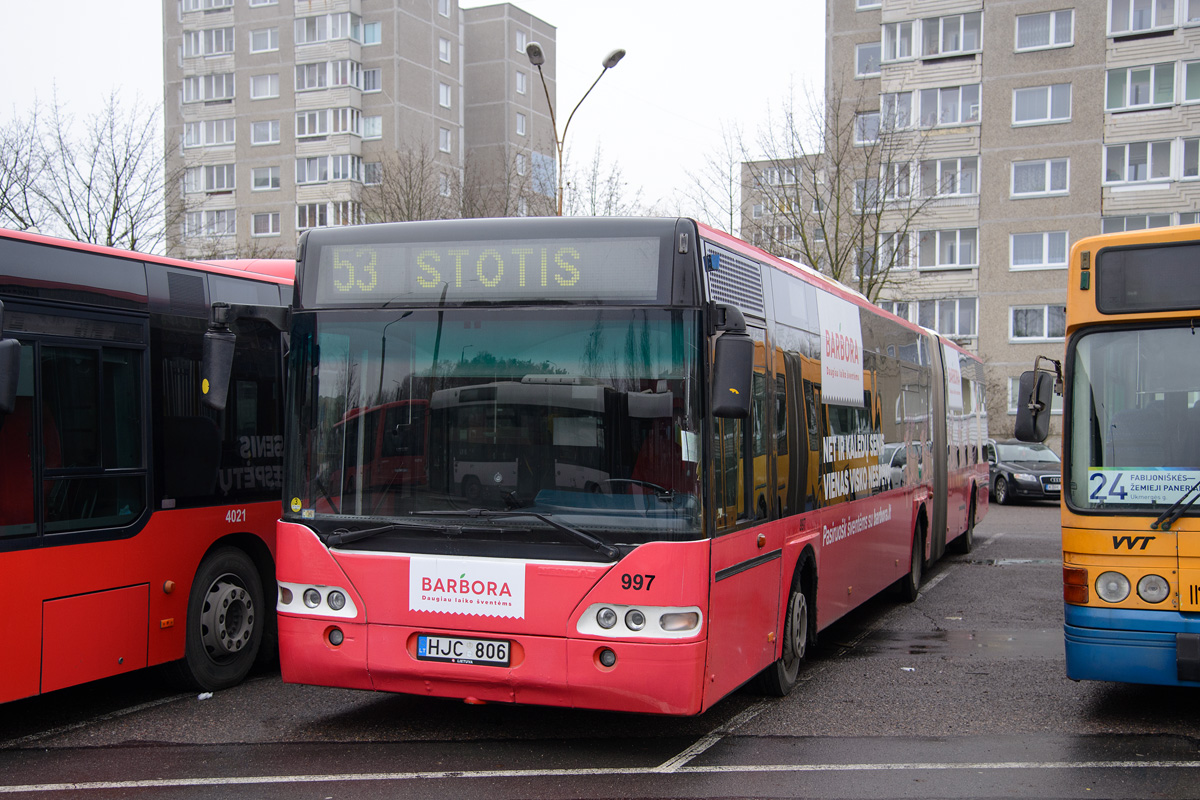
left=0, top=344, right=36, bottom=538
left=714, top=417, right=744, bottom=532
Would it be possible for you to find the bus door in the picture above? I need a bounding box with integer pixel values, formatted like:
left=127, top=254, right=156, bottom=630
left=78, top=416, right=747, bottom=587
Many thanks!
left=705, top=334, right=780, bottom=707
left=929, top=340, right=949, bottom=560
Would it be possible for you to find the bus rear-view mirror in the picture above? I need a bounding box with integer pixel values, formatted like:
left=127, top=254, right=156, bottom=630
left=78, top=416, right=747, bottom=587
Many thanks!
left=0, top=300, right=19, bottom=415
left=1014, top=369, right=1054, bottom=443
left=712, top=330, right=752, bottom=419
left=201, top=327, right=237, bottom=412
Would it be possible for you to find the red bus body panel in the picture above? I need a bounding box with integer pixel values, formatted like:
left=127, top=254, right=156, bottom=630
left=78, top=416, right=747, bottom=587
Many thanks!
left=0, top=502, right=278, bottom=704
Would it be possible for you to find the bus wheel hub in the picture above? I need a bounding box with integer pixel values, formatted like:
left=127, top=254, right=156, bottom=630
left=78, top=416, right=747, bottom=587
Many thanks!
left=201, top=576, right=255, bottom=659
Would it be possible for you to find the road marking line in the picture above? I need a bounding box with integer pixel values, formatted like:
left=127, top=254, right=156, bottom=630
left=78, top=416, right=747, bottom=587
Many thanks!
left=654, top=700, right=771, bottom=773
left=4, top=759, right=1199, bottom=793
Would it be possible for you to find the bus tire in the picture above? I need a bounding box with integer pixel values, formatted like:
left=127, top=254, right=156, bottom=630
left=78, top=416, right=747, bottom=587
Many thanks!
left=949, top=497, right=976, bottom=555
left=171, top=546, right=264, bottom=692
left=756, top=565, right=812, bottom=697
left=898, top=522, right=925, bottom=603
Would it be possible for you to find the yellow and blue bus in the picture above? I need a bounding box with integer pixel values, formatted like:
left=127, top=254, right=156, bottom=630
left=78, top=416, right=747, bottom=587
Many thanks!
left=1017, top=224, right=1200, bottom=687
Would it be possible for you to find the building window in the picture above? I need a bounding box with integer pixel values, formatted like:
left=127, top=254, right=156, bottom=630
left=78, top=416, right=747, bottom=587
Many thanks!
left=1102, top=214, right=1173, bottom=232
left=183, top=0, right=233, bottom=9
left=880, top=232, right=912, bottom=270
left=362, top=69, right=382, bottom=93
left=183, top=27, right=235, bottom=58
left=183, top=118, right=235, bottom=148
left=752, top=203, right=763, bottom=219
left=853, top=178, right=879, bottom=212
left=295, top=13, right=362, bottom=46
left=919, top=85, right=980, bottom=127
left=855, top=111, right=880, bottom=143
left=918, top=298, right=977, bottom=337
left=883, top=162, right=912, bottom=200
left=182, top=73, right=235, bottom=103
left=201, top=164, right=234, bottom=192
left=883, top=21, right=914, bottom=61
left=1181, top=211, right=1200, bottom=224
left=922, top=12, right=983, bottom=58
left=250, top=73, right=279, bottom=99
left=1107, top=63, right=1175, bottom=111
left=249, top=27, right=278, bottom=53
left=1008, top=377, right=1063, bottom=415
left=439, top=37, right=452, bottom=63
left=295, top=62, right=327, bottom=92
left=881, top=92, right=912, bottom=130
left=516, top=30, right=528, bottom=53
left=251, top=119, right=280, bottom=145
left=439, top=0, right=451, bottom=17
left=252, top=166, right=280, bottom=191
left=439, top=82, right=452, bottom=108
left=516, top=152, right=527, bottom=175
left=1011, top=305, right=1067, bottom=342
left=918, top=229, right=978, bottom=269
left=1016, top=10, right=1073, bottom=50
left=856, top=42, right=881, bottom=77
left=296, top=157, right=329, bottom=185
left=1189, top=0, right=1200, bottom=22
left=1109, top=0, right=1176, bottom=35
left=248, top=0, right=276, bottom=6
left=1011, top=232, right=1068, bottom=269
left=364, top=115, right=382, bottom=140
left=295, top=110, right=329, bottom=138
left=1184, top=137, right=1200, bottom=178
left=856, top=0, right=881, bottom=9
left=920, top=156, right=978, bottom=197
left=516, top=70, right=527, bottom=95
left=1013, top=83, right=1072, bottom=124
left=1012, top=158, right=1069, bottom=197
left=185, top=209, right=236, bottom=237
left=296, top=203, right=328, bottom=230
left=363, top=21, right=381, bottom=45
left=330, top=155, right=361, bottom=182
left=1105, top=140, right=1172, bottom=183
left=439, top=173, right=453, bottom=197
left=516, top=112, right=527, bottom=136
left=439, top=127, right=452, bottom=153
left=333, top=107, right=361, bottom=135
left=364, top=162, right=382, bottom=185
left=252, top=212, right=281, bottom=237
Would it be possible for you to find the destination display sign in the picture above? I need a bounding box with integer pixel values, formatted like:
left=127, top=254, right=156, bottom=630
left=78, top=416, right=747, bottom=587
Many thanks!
left=312, top=237, right=662, bottom=305
left=1087, top=468, right=1200, bottom=505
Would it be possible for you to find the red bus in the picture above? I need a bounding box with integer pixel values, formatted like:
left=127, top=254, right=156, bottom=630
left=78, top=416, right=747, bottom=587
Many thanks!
left=0, top=229, right=291, bottom=703
left=204, top=217, right=987, bottom=714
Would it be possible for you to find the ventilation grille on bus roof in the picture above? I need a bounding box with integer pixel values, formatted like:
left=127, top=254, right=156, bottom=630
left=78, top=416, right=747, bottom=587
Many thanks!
left=704, top=244, right=766, bottom=319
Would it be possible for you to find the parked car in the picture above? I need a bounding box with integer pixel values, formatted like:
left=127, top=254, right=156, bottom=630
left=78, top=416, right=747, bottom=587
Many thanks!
left=984, top=439, right=1061, bottom=504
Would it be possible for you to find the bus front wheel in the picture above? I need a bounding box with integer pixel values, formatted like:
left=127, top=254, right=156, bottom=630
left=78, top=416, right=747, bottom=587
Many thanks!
left=756, top=570, right=811, bottom=696
left=898, top=524, right=925, bottom=602
left=171, top=546, right=264, bottom=692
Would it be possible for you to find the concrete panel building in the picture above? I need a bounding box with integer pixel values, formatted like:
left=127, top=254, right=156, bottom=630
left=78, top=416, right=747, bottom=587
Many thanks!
left=163, top=0, right=556, bottom=259
left=746, top=0, right=1200, bottom=446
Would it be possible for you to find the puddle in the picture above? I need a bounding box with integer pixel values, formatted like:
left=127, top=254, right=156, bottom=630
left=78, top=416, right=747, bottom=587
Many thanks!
left=969, top=558, right=1061, bottom=566
left=845, top=628, right=1063, bottom=659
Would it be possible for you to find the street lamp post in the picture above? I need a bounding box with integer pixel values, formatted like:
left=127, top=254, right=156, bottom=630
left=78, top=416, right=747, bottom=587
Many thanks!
left=525, top=42, right=625, bottom=216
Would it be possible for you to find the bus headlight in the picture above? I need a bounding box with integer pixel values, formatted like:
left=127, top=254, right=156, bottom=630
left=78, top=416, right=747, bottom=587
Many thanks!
left=278, top=581, right=359, bottom=618
left=660, top=611, right=701, bottom=632
left=596, top=607, right=618, bottom=629
left=579, top=604, right=703, bottom=638
left=327, top=590, right=347, bottom=611
left=1137, top=574, right=1170, bottom=604
left=303, top=588, right=322, bottom=608
left=1096, top=571, right=1131, bottom=603
left=625, top=609, right=646, bottom=631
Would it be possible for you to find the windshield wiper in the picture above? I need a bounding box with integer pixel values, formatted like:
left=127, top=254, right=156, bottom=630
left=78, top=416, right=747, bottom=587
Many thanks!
left=327, top=519, right=449, bottom=546
left=1151, top=478, right=1200, bottom=531
left=415, top=508, right=621, bottom=561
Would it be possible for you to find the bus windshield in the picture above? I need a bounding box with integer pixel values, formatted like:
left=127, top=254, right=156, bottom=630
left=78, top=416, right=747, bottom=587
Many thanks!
left=285, top=307, right=703, bottom=546
left=1068, top=325, right=1200, bottom=513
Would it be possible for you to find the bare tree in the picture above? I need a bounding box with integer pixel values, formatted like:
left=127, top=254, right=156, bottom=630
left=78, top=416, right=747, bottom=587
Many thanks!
left=39, top=92, right=166, bottom=252
left=563, top=145, right=643, bottom=217
left=359, top=140, right=457, bottom=224
left=686, top=120, right=744, bottom=233
left=743, top=80, right=933, bottom=302
left=458, top=146, right=555, bottom=219
left=0, top=104, right=45, bottom=232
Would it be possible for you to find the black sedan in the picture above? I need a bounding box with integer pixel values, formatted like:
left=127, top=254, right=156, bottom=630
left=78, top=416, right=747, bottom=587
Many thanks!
left=985, top=439, right=1061, bottom=504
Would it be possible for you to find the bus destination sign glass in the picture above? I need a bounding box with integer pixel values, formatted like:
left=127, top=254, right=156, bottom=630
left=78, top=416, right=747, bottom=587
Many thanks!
left=314, top=237, right=662, bottom=305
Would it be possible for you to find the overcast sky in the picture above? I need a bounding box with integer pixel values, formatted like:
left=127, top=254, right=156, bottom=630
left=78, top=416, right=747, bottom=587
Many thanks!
left=0, top=0, right=825, bottom=221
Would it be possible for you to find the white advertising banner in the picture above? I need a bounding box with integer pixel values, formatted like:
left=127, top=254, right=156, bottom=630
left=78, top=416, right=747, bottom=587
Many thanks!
left=409, top=556, right=526, bottom=618
left=943, top=344, right=964, bottom=412
left=817, top=292, right=864, bottom=407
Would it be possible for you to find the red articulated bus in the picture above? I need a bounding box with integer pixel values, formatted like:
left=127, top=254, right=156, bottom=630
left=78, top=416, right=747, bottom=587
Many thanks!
left=203, top=217, right=988, bottom=715
left=0, top=229, right=291, bottom=703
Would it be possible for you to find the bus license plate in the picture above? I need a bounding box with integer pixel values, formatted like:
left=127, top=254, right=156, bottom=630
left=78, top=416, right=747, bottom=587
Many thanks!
left=417, top=635, right=510, bottom=667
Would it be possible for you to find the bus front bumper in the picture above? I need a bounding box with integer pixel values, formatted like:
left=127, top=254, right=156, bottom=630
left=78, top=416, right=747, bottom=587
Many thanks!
left=1064, top=604, right=1200, bottom=686
left=278, top=615, right=709, bottom=715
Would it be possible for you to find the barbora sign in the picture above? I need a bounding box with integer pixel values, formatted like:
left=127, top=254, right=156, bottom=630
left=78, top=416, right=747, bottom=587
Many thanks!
left=817, top=293, right=864, bottom=408
left=409, top=556, right=526, bottom=619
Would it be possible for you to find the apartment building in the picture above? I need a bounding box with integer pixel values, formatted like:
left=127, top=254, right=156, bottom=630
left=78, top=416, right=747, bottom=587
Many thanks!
left=746, top=0, right=1200, bottom=444
left=163, top=0, right=556, bottom=259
